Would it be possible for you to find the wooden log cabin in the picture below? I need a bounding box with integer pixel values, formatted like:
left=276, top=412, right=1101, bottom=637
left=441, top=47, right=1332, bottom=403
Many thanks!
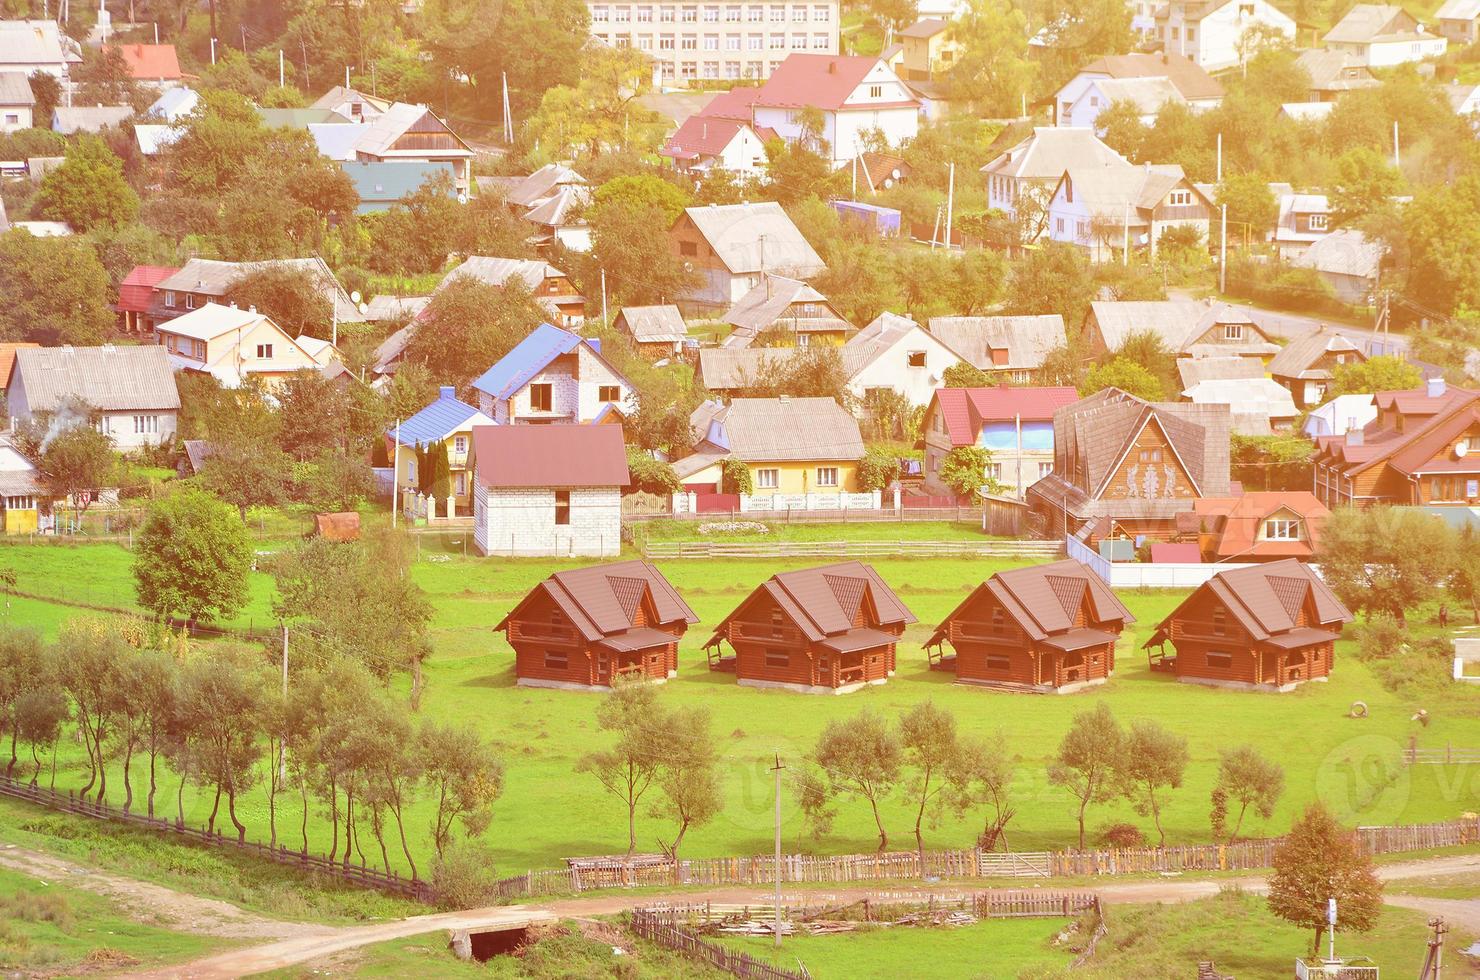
left=495, top=560, right=698, bottom=691
left=1143, top=559, right=1352, bottom=691
left=924, top=559, right=1134, bottom=693
left=703, top=562, right=916, bottom=694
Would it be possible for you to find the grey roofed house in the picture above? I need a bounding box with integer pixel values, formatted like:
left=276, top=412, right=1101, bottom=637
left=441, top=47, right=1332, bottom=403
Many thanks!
left=1324, top=3, right=1425, bottom=42
left=524, top=184, right=589, bottom=229
left=925, top=314, right=1067, bottom=373
left=180, top=439, right=215, bottom=475
left=685, top=396, right=865, bottom=464
left=500, top=162, right=587, bottom=209
left=1292, top=228, right=1382, bottom=280
left=154, top=257, right=364, bottom=323
left=1176, top=355, right=1262, bottom=390
left=1437, top=0, right=1480, bottom=19
left=615, top=305, right=687, bottom=345
left=1267, top=328, right=1364, bottom=382
left=1182, top=377, right=1299, bottom=436
left=696, top=347, right=794, bottom=392
left=1089, top=76, right=1186, bottom=116
left=0, top=20, right=82, bottom=72
left=1181, top=304, right=1281, bottom=359
left=1086, top=300, right=1208, bottom=352
left=1073, top=52, right=1224, bottom=102
left=980, top=127, right=1127, bottom=181
left=682, top=202, right=826, bottom=279
left=0, top=72, right=36, bottom=107
left=840, top=311, right=937, bottom=376
left=352, top=102, right=470, bottom=157
left=364, top=295, right=430, bottom=323
left=371, top=323, right=415, bottom=376
left=8, top=345, right=179, bottom=413
left=1293, top=49, right=1376, bottom=94
left=437, top=255, right=572, bottom=294
left=51, top=105, right=132, bottom=134
left=721, top=275, right=851, bottom=347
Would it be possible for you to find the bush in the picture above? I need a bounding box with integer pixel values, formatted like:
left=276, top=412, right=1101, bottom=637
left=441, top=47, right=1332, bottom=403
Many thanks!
left=1096, top=823, right=1147, bottom=849
left=720, top=457, right=752, bottom=495
left=430, top=839, right=502, bottom=911
left=1351, top=613, right=1405, bottom=662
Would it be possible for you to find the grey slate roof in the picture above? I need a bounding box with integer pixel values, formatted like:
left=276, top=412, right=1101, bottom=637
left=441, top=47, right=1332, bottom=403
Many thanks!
left=690, top=396, right=864, bottom=462
left=616, top=305, right=687, bottom=344
left=1267, top=327, right=1364, bottom=380
left=721, top=275, right=850, bottom=345
left=0, top=72, right=35, bottom=106
left=1292, top=229, right=1382, bottom=280
left=925, top=315, right=1067, bottom=372
left=51, top=105, right=132, bottom=134
left=682, top=203, right=825, bottom=278
left=157, top=258, right=364, bottom=322
left=1088, top=300, right=1207, bottom=352
left=438, top=256, right=570, bottom=294
left=1176, top=355, right=1262, bottom=389
left=12, top=345, right=179, bottom=412
left=353, top=102, right=470, bottom=157
left=697, top=347, right=794, bottom=391
left=980, top=128, right=1128, bottom=180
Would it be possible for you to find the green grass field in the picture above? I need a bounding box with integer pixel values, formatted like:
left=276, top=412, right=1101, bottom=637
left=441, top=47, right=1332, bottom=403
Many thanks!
left=3, top=543, right=1479, bottom=879
left=0, top=864, right=227, bottom=974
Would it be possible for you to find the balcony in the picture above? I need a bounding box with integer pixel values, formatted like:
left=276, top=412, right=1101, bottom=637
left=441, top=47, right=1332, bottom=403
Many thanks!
left=951, top=621, right=1025, bottom=645
left=729, top=621, right=803, bottom=645
left=508, top=621, right=579, bottom=646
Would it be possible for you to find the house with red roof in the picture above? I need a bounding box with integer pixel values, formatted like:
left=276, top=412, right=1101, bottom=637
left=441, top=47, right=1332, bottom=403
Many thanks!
left=114, top=264, right=178, bottom=336
left=699, top=87, right=763, bottom=123
left=109, top=44, right=182, bottom=86
left=469, top=424, right=629, bottom=557
left=1313, top=377, right=1480, bottom=507
left=750, top=54, right=920, bottom=165
left=1184, top=492, right=1330, bottom=562
left=660, top=115, right=772, bottom=177
left=922, top=385, right=1081, bottom=498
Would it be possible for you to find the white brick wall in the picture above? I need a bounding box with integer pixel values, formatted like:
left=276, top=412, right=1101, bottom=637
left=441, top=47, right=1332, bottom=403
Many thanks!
left=480, top=349, right=633, bottom=423
left=475, top=485, right=621, bottom=556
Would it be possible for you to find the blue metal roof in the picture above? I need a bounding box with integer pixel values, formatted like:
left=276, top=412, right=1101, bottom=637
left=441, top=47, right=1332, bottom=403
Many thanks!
left=340, top=160, right=456, bottom=214
left=391, top=386, right=492, bottom=447
left=470, top=323, right=586, bottom=400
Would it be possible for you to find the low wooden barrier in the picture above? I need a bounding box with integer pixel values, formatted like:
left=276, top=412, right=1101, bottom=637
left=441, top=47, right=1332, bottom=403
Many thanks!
left=640, top=539, right=1061, bottom=560
left=630, top=907, right=811, bottom=980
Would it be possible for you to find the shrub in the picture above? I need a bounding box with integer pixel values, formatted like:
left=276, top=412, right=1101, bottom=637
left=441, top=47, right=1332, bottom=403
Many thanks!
left=1096, top=823, right=1147, bottom=849
left=1351, top=613, right=1405, bottom=662
left=430, top=839, right=502, bottom=911
left=720, top=457, right=752, bottom=495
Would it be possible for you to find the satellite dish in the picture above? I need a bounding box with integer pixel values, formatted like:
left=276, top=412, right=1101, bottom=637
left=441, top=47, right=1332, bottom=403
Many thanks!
left=358, top=301, right=369, bottom=315
left=350, top=290, right=362, bottom=304
left=1457, top=440, right=1470, bottom=459
left=457, top=191, right=468, bottom=204
left=891, top=168, right=902, bottom=180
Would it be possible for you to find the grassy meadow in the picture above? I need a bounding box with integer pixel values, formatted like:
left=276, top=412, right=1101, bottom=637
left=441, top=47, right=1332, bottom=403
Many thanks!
left=2, top=538, right=1479, bottom=879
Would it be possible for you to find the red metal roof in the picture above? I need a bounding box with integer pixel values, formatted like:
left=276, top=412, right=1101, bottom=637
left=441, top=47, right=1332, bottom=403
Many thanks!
left=115, top=264, right=180, bottom=314
left=111, top=44, right=182, bottom=80
left=1193, top=492, right=1328, bottom=559
left=700, top=86, right=762, bottom=121
left=472, top=424, right=629, bottom=489
left=753, top=55, right=913, bottom=112
left=662, top=116, right=751, bottom=161
left=0, top=343, right=39, bottom=389
left=931, top=385, right=1081, bottom=447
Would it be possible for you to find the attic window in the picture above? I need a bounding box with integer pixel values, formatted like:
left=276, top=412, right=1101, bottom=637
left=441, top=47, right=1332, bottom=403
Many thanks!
left=1223, top=323, right=1244, bottom=341
left=1168, top=190, right=1193, bottom=207
left=1212, top=607, right=1226, bottom=636
left=868, top=84, right=883, bottom=98
left=1265, top=519, right=1300, bottom=540
left=679, top=241, right=698, bottom=256
left=1310, top=214, right=1328, bottom=230
left=990, top=606, right=1005, bottom=635
left=907, top=351, right=927, bottom=368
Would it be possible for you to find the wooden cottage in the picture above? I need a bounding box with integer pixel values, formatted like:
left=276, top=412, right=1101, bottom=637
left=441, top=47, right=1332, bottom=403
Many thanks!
left=703, top=562, right=916, bottom=694
left=495, top=560, right=698, bottom=691
left=925, top=560, right=1134, bottom=693
left=1144, top=559, right=1352, bottom=691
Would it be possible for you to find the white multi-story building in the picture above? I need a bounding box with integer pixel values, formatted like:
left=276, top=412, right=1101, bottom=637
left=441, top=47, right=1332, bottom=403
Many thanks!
left=1152, top=0, right=1296, bottom=71
left=586, top=1, right=840, bottom=84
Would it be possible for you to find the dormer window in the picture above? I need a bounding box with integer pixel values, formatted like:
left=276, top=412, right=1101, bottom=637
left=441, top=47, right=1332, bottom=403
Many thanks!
left=1265, top=519, right=1300, bottom=540
left=1310, top=214, right=1328, bottom=231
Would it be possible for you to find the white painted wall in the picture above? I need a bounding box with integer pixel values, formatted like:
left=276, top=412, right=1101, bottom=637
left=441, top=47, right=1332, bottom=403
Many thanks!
left=475, top=485, right=621, bottom=556
left=1160, top=0, right=1294, bottom=70
left=846, top=325, right=962, bottom=408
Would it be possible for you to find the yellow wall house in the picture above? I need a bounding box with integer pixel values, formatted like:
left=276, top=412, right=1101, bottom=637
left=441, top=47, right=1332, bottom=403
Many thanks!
left=0, top=436, right=40, bottom=535
left=388, top=386, right=496, bottom=513
left=155, top=303, right=336, bottom=390
left=674, top=396, right=865, bottom=495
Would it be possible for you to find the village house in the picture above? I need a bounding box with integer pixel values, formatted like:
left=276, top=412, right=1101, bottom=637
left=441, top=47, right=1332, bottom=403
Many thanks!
left=387, top=386, right=496, bottom=514
left=469, top=323, right=635, bottom=425
left=1183, top=491, right=1331, bottom=562
left=1270, top=186, right=1332, bottom=259
left=925, top=560, right=1134, bottom=693
left=1313, top=378, right=1480, bottom=507
left=613, top=305, right=689, bottom=358
left=109, top=43, right=183, bottom=87
left=750, top=54, right=920, bottom=166
left=6, top=345, right=180, bottom=452
left=841, top=312, right=966, bottom=408
left=898, top=18, right=960, bottom=80
left=1026, top=387, right=1233, bottom=543
left=0, top=344, right=38, bottom=401
left=722, top=275, right=851, bottom=348
left=51, top=105, right=133, bottom=135
left=433, top=256, right=586, bottom=328
left=1267, top=326, right=1366, bottom=410
left=154, top=303, right=333, bottom=389
left=1152, top=0, right=1296, bottom=70
left=0, top=20, right=81, bottom=78
left=478, top=163, right=592, bottom=254
left=922, top=385, right=1081, bottom=498
left=113, top=264, right=178, bottom=336
left=1436, top=0, right=1480, bottom=44
left=148, top=258, right=362, bottom=328
left=351, top=102, right=474, bottom=193
left=1182, top=376, right=1298, bottom=435
left=0, top=73, right=35, bottom=132
left=670, top=202, right=826, bottom=312
left=856, top=151, right=912, bottom=192
left=660, top=115, right=772, bottom=177
left=0, top=432, right=40, bottom=535
left=675, top=396, right=865, bottom=496
left=1175, top=355, right=1261, bottom=394
left=1323, top=4, right=1447, bottom=66
left=703, top=562, right=916, bottom=693
left=695, top=347, right=795, bottom=397
left=340, top=160, right=456, bottom=214
left=1145, top=559, right=1353, bottom=690
left=496, top=560, right=698, bottom=691
left=1053, top=53, right=1222, bottom=128
left=981, top=129, right=1129, bottom=242
left=1293, top=50, right=1377, bottom=102
left=311, top=85, right=391, bottom=123
left=1303, top=393, right=1378, bottom=438
left=925, top=315, right=1069, bottom=384
left=1291, top=229, right=1382, bottom=306
left=1083, top=301, right=1280, bottom=362
left=1044, top=163, right=1213, bottom=262
left=470, top=423, right=628, bottom=557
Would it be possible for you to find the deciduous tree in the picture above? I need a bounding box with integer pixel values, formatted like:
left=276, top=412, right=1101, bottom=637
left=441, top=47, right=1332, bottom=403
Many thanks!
left=1048, top=702, right=1123, bottom=849
left=418, top=720, right=505, bottom=858
left=133, top=487, right=253, bottom=624
left=1330, top=355, right=1421, bottom=396
left=653, top=706, right=721, bottom=861
left=0, top=231, right=113, bottom=346
left=1080, top=357, right=1164, bottom=401
left=1319, top=506, right=1455, bottom=623
left=899, top=701, right=966, bottom=865
left=577, top=679, right=667, bottom=855
left=1214, top=745, right=1284, bottom=842
left=175, top=644, right=269, bottom=841
left=812, top=709, right=902, bottom=852
left=37, top=135, right=140, bottom=232
left=36, top=425, right=115, bottom=513
left=1267, top=803, right=1383, bottom=955
left=1119, top=720, right=1188, bottom=846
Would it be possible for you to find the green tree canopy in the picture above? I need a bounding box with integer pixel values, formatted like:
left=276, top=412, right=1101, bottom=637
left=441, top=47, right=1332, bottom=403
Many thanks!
left=1330, top=355, right=1421, bottom=396
left=133, top=487, right=253, bottom=623
left=405, top=277, right=550, bottom=387
left=37, top=135, right=140, bottom=233
left=1080, top=356, right=1164, bottom=401
left=1267, top=803, right=1383, bottom=955
left=0, top=231, right=113, bottom=346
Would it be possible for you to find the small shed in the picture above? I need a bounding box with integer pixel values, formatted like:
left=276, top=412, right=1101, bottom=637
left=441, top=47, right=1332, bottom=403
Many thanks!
left=829, top=200, right=902, bottom=238
left=312, top=512, right=361, bottom=541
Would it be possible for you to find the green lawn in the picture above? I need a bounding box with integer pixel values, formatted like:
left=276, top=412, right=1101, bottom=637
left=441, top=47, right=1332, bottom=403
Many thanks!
left=1385, top=869, right=1480, bottom=899
left=4, top=544, right=1480, bottom=879
left=0, top=864, right=227, bottom=974
left=721, top=918, right=1074, bottom=978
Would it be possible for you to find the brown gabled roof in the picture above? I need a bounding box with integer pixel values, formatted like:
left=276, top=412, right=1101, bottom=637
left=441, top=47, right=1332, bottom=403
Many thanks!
left=1147, top=559, right=1351, bottom=647
left=496, top=559, right=698, bottom=641
left=1077, top=52, right=1224, bottom=101
left=1319, top=384, right=1480, bottom=478
left=926, top=559, right=1133, bottom=646
left=704, top=561, right=915, bottom=647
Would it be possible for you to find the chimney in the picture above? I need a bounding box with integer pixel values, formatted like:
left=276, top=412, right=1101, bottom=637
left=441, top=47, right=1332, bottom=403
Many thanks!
left=1347, top=425, right=1363, bottom=447
left=702, top=121, right=708, bottom=139
left=439, top=385, right=456, bottom=399
left=1427, top=376, right=1447, bottom=398
left=778, top=394, right=790, bottom=403
left=248, top=305, right=257, bottom=314
left=828, top=61, right=837, bottom=74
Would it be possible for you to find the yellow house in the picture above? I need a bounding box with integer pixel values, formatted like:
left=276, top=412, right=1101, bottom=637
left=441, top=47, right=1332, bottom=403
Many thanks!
left=899, top=19, right=960, bottom=81
left=387, top=386, right=496, bottom=512
left=674, top=396, right=865, bottom=494
left=0, top=437, right=40, bottom=535
left=155, top=303, right=335, bottom=390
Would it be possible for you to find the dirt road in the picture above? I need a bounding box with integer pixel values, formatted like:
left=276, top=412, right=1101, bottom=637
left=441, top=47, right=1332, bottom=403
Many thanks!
left=122, top=852, right=1480, bottom=978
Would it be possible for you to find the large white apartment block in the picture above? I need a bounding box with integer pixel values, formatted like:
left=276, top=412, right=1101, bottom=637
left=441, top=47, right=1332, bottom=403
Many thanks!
left=586, top=2, right=840, bottom=84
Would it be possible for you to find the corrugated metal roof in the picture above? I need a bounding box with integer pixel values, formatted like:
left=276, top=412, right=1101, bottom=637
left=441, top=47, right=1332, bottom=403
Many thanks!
left=12, top=345, right=179, bottom=412
left=616, top=305, right=687, bottom=343
left=472, top=423, right=629, bottom=488
left=51, top=105, right=132, bottom=134
left=145, top=86, right=198, bottom=121
left=1266, top=328, right=1363, bottom=380
left=156, top=257, right=364, bottom=322
left=354, top=102, right=469, bottom=157
left=308, top=122, right=363, bottom=161
left=1437, top=0, right=1480, bottom=20
left=504, top=163, right=587, bottom=209
left=929, top=385, right=1082, bottom=446
left=115, top=265, right=179, bottom=315
left=111, top=43, right=181, bottom=79
left=340, top=159, right=454, bottom=211
left=1088, top=300, right=1207, bottom=351
left=981, top=127, right=1127, bottom=180
left=1325, top=4, right=1409, bottom=42
left=686, top=396, right=864, bottom=463
left=722, top=275, right=849, bottom=344
left=682, top=203, right=825, bottom=278
left=1076, top=52, right=1224, bottom=101
left=1291, top=229, right=1382, bottom=280
left=392, top=387, right=493, bottom=446
left=1176, top=356, right=1262, bottom=389
left=925, top=315, right=1067, bottom=371
left=469, top=323, right=585, bottom=399
left=0, top=20, right=77, bottom=68
left=439, top=256, right=564, bottom=293
left=0, top=72, right=35, bottom=105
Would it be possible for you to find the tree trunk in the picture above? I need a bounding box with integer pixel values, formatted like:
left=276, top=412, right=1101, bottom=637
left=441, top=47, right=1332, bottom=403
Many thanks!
left=1149, top=787, right=1165, bottom=846
left=207, top=783, right=222, bottom=835
left=78, top=721, right=97, bottom=798
left=1231, top=800, right=1250, bottom=842
left=30, top=742, right=43, bottom=785
left=410, top=656, right=423, bottom=711
left=343, top=790, right=355, bottom=869
left=93, top=723, right=107, bottom=804
left=328, top=781, right=339, bottom=863
left=121, top=740, right=135, bottom=814
left=627, top=795, right=637, bottom=856
left=8, top=724, right=17, bottom=778
left=175, top=773, right=186, bottom=826
left=391, top=803, right=419, bottom=880
left=868, top=795, right=888, bottom=852
left=1313, top=925, right=1325, bottom=957
left=226, top=781, right=246, bottom=843
left=299, top=777, right=310, bottom=854
left=147, top=747, right=158, bottom=819
left=1076, top=797, right=1089, bottom=850
left=267, top=764, right=277, bottom=850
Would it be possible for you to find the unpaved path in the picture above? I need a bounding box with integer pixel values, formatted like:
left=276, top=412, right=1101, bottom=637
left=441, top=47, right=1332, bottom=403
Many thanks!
left=129, top=853, right=1480, bottom=979
left=0, top=843, right=326, bottom=942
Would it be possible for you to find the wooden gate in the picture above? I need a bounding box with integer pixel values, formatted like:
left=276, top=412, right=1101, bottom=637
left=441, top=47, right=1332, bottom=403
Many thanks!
left=977, top=851, right=1052, bottom=878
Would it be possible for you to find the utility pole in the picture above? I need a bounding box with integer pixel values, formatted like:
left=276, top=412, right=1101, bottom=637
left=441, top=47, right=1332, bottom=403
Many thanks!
left=210, top=36, right=216, bottom=65
left=1393, top=120, right=1401, bottom=169
left=1215, top=132, right=1222, bottom=183
left=600, top=268, right=608, bottom=325
left=501, top=72, right=514, bottom=145
left=345, top=65, right=350, bottom=90
left=279, top=624, right=288, bottom=783
left=1219, top=204, right=1228, bottom=294
left=1122, top=202, right=1129, bottom=267
left=279, top=50, right=284, bottom=88
left=153, top=22, right=157, bottom=44
left=771, top=754, right=785, bottom=949
left=944, top=161, right=955, bottom=251
left=391, top=419, right=401, bottom=529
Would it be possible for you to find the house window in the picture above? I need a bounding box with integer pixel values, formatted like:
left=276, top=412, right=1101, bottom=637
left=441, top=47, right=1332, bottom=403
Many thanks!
left=1138, top=449, right=1163, bottom=463
left=193, top=340, right=206, bottom=358
left=907, top=350, right=927, bottom=368
left=164, top=290, right=177, bottom=308
left=756, top=468, right=779, bottom=489
left=1222, top=323, right=1244, bottom=341
left=764, top=649, right=789, bottom=668
left=132, top=415, right=158, bottom=435
left=1206, top=650, right=1233, bottom=669
left=1168, top=190, right=1192, bottom=207
left=529, top=384, right=553, bottom=412
left=990, top=606, right=1005, bottom=635
left=554, top=490, right=571, bottom=525
left=185, top=293, right=196, bottom=309
left=985, top=654, right=1011, bottom=671
left=1055, top=217, right=1065, bottom=234
left=1264, top=519, right=1300, bottom=540
left=679, top=240, right=698, bottom=256
left=598, top=385, right=621, bottom=402
left=3, top=114, right=16, bottom=125
left=255, top=343, right=273, bottom=359
left=1212, top=607, right=1226, bottom=636
left=816, top=466, right=838, bottom=487
left=455, top=472, right=466, bottom=496
left=454, top=435, right=467, bottom=454
left=1309, top=214, right=1328, bottom=230
left=544, top=651, right=568, bottom=669
left=868, top=84, right=883, bottom=98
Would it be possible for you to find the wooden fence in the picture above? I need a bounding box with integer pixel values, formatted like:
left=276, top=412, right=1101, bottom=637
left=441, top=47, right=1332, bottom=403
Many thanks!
left=629, top=908, right=811, bottom=980
left=640, top=539, right=1062, bottom=561
left=0, top=774, right=433, bottom=902
left=1403, top=740, right=1480, bottom=765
